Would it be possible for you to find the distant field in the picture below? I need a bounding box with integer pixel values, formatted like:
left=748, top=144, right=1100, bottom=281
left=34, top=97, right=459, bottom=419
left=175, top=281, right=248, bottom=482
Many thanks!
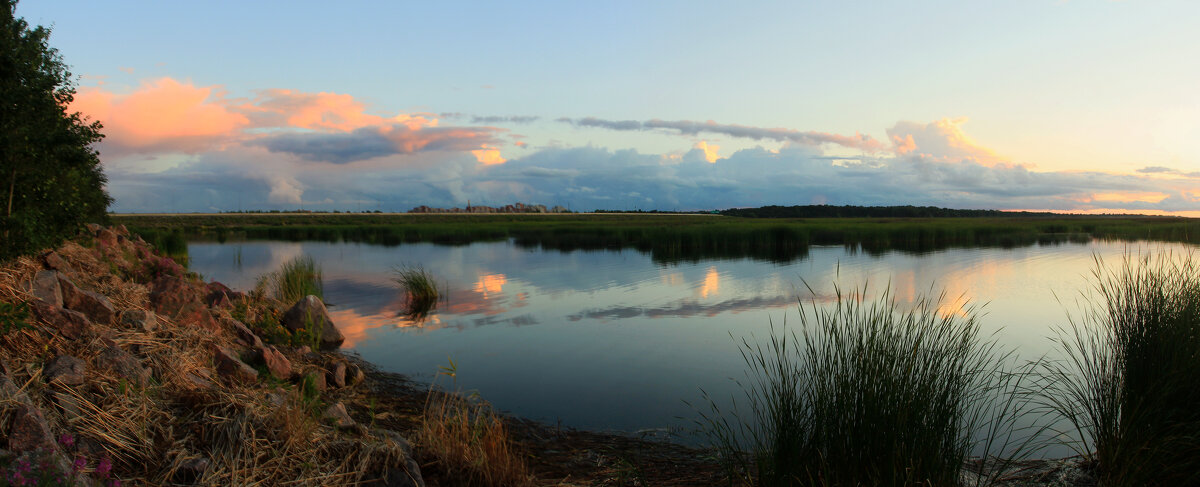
left=112, top=213, right=1200, bottom=264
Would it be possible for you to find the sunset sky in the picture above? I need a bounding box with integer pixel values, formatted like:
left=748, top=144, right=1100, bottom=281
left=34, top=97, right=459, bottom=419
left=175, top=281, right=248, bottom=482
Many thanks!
left=18, top=1, right=1200, bottom=214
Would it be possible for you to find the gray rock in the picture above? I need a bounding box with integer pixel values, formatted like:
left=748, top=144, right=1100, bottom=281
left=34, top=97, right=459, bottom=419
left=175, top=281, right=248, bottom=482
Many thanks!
left=327, top=361, right=347, bottom=389
left=119, top=309, right=157, bottom=332
left=324, top=402, right=356, bottom=429
left=184, top=371, right=215, bottom=390
left=280, top=295, right=345, bottom=350
left=219, top=314, right=264, bottom=349
left=347, top=363, right=367, bottom=386
left=57, top=274, right=115, bottom=324
left=98, top=346, right=151, bottom=387
left=31, top=270, right=63, bottom=307
left=42, top=251, right=75, bottom=275
left=214, top=347, right=257, bottom=385
left=7, top=403, right=54, bottom=453
left=43, top=355, right=86, bottom=386
left=364, top=461, right=426, bottom=487
left=373, top=428, right=414, bottom=457
left=53, top=391, right=85, bottom=421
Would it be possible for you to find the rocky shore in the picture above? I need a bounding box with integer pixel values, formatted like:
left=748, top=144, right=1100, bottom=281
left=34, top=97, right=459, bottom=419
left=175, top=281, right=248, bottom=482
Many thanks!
left=0, top=225, right=1101, bottom=486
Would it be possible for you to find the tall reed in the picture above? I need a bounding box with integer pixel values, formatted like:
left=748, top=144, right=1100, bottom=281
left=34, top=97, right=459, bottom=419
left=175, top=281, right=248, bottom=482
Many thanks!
left=696, top=283, right=1034, bottom=486
left=264, top=255, right=323, bottom=304
left=1037, top=252, right=1200, bottom=486
left=393, top=265, right=441, bottom=318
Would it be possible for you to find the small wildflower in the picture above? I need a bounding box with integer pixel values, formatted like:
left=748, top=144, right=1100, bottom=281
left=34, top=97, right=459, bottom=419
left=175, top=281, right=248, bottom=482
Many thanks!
left=109, top=479, right=122, bottom=487
left=96, top=456, right=113, bottom=478
left=73, top=455, right=87, bottom=472
left=58, top=433, right=76, bottom=448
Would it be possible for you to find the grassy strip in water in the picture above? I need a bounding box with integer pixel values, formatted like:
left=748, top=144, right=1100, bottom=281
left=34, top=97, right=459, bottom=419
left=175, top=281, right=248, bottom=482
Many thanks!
left=393, top=265, right=441, bottom=318
left=1037, top=252, right=1200, bottom=486
left=258, top=255, right=324, bottom=304
left=695, top=284, right=1036, bottom=486
left=116, top=214, right=1200, bottom=264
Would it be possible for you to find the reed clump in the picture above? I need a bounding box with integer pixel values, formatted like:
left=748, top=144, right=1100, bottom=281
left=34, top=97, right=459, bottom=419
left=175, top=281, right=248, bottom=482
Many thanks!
left=697, top=283, right=1032, bottom=487
left=415, top=393, right=534, bottom=487
left=1037, top=252, right=1200, bottom=486
left=261, top=255, right=323, bottom=304
left=393, top=265, right=440, bottom=318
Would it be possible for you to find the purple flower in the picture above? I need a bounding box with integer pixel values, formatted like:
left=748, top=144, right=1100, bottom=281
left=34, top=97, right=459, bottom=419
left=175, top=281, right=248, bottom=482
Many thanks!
left=97, top=457, right=113, bottom=478
left=109, top=479, right=122, bottom=487
left=58, top=433, right=76, bottom=448
left=73, top=455, right=87, bottom=472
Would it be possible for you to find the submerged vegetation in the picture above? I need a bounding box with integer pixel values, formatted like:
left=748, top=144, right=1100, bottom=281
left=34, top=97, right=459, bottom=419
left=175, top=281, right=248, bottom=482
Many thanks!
left=1037, top=253, right=1200, bottom=486
left=393, top=264, right=441, bottom=318
left=696, top=285, right=1036, bottom=486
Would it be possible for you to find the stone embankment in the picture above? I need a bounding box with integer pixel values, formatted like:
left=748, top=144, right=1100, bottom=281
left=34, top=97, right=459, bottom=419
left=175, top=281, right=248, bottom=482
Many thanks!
left=0, top=225, right=423, bottom=486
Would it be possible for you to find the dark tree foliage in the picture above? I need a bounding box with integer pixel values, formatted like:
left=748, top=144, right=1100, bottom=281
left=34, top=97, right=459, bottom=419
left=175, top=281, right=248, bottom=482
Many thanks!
left=720, top=204, right=1061, bottom=218
left=1, top=0, right=111, bottom=261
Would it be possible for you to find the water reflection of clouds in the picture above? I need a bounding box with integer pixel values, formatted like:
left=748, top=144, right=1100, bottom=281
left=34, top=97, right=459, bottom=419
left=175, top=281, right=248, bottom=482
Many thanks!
left=568, top=295, right=797, bottom=321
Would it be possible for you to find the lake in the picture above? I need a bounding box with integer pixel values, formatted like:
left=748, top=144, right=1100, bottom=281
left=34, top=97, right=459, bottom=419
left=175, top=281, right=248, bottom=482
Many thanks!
left=186, top=238, right=1194, bottom=446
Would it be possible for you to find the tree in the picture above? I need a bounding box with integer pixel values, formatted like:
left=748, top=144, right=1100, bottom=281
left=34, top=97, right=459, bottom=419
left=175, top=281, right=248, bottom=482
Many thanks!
left=1, top=0, right=111, bottom=261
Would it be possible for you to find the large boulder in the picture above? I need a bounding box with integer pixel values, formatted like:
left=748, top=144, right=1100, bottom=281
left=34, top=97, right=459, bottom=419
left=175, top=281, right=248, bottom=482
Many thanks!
left=280, top=296, right=344, bottom=350
left=119, top=309, right=157, bottom=333
left=42, top=251, right=75, bottom=275
left=30, top=270, right=63, bottom=307
left=57, top=274, right=115, bottom=324
left=150, top=276, right=218, bottom=331
left=31, top=301, right=92, bottom=340
left=203, top=281, right=244, bottom=308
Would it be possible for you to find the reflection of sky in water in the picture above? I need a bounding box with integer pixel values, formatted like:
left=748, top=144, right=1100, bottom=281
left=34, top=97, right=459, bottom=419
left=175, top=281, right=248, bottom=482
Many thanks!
left=188, top=239, right=1195, bottom=447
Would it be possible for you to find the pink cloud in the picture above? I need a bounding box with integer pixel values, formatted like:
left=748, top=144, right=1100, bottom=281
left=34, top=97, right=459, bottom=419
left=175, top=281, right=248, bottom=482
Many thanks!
left=72, top=78, right=249, bottom=154
left=886, top=118, right=1008, bottom=166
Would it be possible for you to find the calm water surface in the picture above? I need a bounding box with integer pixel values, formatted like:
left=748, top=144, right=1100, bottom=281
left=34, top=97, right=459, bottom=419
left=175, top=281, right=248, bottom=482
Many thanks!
left=187, top=239, right=1194, bottom=443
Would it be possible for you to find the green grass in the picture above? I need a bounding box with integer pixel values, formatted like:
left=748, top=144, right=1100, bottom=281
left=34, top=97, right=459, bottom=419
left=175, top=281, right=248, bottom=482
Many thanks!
left=263, top=255, right=324, bottom=304
left=115, top=213, right=1200, bottom=264
left=393, top=265, right=441, bottom=318
left=1036, top=252, right=1200, bottom=486
left=695, top=283, right=1036, bottom=486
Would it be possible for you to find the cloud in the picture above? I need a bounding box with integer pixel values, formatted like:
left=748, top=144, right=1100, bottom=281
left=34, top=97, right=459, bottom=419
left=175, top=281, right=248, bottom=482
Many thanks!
left=560, top=117, right=888, bottom=152
left=257, top=125, right=501, bottom=164
left=72, top=77, right=249, bottom=155
left=1136, top=166, right=1200, bottom=177
left=885, top=118, right=1006, bottom=166
left=470, top=115, right=539, bottom=124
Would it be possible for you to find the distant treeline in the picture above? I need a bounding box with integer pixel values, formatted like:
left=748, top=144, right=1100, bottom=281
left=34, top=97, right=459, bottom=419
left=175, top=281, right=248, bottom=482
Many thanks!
left=720, top=205, right=1062, bottom=219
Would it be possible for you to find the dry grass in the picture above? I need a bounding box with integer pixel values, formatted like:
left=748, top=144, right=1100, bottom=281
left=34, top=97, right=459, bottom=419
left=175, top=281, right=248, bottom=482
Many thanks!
left=416, top=391, right=535, bottom=487
left=0, top=234, right=413, bottom=485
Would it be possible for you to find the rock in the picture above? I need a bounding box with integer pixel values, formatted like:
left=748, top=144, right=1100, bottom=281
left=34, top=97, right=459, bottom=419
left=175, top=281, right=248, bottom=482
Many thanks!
left=302, top=370, right=327, bottom=392
left=53, top=391, right=85, bottom=421
left=174, top=456, right=211, bottom=484
left=115, top=224, right=130, bottom=236
left=119, top=309, right=157, bottom=332
left=258, top=345, right=292, bottom=380
left=184, top=371, right=215, bottom=390
left=216, top=313, right=263, bottom=349
left=214, top=347, right=257, bottom=385
left=31, top=301, right=92, bottom=340
left=203, top=281, right=244, bottom=308
left=280, top=295, right=344, bottom=350
left=347, top=363, right=366, bottom=386
left=326, top=361, right=347, bottom=389
left=96, top=228, right=119, bottom=247
left=373, top=428, right=414, bottom=457
left=150, top=276, right=218, bottom=331
left=8, top=403, right=55, bottom=453
left=98, top=347, right=151, bottom=387
left=43, top=355, right=86, bottom=386
left=42, top=251, right=75, bottom=275
left=31, top=270, right=63, bottom=307
left=85, top=223, right=101, bottom=234
left=57, top=274, right=116, bottom=324
left=324, top=402, right=356, bottom=429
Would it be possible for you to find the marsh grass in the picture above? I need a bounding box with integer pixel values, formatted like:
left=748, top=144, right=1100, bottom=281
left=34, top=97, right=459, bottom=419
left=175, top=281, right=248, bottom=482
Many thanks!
left=393, top=265, right=441, bottom=318
left=696, top=283, right=1038, bottom=487
left=1037, top=252, right=1200, bottom=486
left=264, top=255, right=323, bottom=304
left=415, top=360, right=534, bottom=487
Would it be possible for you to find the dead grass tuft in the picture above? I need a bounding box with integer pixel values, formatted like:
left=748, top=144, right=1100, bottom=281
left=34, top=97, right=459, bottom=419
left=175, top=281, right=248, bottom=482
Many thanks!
left=416, top=391, right=536, bottom=487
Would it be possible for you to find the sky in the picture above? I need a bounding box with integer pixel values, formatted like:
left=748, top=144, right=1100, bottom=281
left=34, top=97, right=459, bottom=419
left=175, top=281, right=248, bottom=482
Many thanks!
left=16, top=1, right=1200, bottom=214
